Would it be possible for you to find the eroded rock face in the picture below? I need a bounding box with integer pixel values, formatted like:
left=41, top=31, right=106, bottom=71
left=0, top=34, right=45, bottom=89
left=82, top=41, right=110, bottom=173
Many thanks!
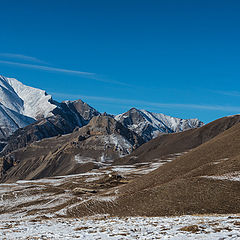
left=84, top=116, right=144, bottom=148
left=0, top=116, right=144, bottom=182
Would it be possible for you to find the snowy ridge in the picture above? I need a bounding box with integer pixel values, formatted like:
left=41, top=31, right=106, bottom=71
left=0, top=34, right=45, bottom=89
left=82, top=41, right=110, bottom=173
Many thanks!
left=0, top=75, right=57, bottom=138
left=115, top=108, right=204, bottom=141
left=0, top=103, right=34, bottom=130
left=0, top=159, right=240, bottom=239
left=141, top=109, right=203, bottom=133
left=0, top=76, right=24, bottom=113
left=4, top=76, right=56, bottom=119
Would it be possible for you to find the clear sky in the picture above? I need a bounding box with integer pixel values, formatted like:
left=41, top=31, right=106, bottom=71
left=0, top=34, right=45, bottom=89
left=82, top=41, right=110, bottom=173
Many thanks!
left=1, top=0, right=240, bottom=123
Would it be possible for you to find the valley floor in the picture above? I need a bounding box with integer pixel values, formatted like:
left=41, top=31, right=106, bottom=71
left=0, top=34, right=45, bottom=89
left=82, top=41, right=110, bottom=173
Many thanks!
left=1, top=153, right=240, bottom=239
left=1, top=214, right=240, bottom=239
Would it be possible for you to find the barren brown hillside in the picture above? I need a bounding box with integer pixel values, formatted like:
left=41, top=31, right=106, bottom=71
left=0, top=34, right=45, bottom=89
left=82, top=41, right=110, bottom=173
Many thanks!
left=68, top=116, right=240, bottom=217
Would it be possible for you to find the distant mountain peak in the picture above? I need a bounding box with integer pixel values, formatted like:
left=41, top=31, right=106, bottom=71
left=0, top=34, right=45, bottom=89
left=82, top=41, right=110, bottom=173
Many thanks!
left=62, top=98, right=100, bottom=122
left=115, top=108, right=204, bottom=141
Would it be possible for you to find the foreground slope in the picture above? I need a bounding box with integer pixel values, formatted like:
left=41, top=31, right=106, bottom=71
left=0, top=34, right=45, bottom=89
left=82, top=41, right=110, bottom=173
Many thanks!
left=1, top=214, right=240, bottom=239
left=65, top=115, right=240, bottom=216
left=0, top=169, right=239, bottom=239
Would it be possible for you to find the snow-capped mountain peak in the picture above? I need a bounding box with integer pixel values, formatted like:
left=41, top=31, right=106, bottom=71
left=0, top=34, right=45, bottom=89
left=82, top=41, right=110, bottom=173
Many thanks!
left=0, top=75, right=57, bottom=139
left=115, top=108, right=204, bottom=141
left=2, top=76, right=56, bottom=119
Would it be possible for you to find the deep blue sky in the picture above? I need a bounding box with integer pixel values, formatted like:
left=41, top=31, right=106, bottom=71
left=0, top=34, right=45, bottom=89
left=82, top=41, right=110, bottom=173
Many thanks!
left=1, top=0, right=240, bottom=123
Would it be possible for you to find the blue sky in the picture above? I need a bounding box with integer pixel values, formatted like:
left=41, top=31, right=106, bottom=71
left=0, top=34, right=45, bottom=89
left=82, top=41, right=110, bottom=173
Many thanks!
left=1, top=0, right=240, bottom=123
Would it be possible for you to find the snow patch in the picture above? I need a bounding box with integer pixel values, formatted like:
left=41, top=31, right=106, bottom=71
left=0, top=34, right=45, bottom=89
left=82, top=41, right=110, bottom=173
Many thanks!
left=103, top=134, right=132, bottom=156
left=74, top=155, right=96, bottom=164
left=202, top=171, right=240, bottom=182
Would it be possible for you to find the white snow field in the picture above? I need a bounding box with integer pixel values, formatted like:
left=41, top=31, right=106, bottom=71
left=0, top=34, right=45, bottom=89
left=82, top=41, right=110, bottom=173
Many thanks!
left=1, top=215, right=240, bottom=239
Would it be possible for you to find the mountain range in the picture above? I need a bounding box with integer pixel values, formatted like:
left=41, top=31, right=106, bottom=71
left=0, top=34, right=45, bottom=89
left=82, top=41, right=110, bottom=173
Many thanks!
left=0, top=75, right=202, bottom=154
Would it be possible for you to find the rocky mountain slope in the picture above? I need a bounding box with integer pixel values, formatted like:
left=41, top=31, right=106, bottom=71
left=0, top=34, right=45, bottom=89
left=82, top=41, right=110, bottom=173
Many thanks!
left=0, top=75, right=100, bottom=142
left=0, top=116, right=144, bottom=182
left=0, top=75, right=101, bottom=153
left=115, top=108, right=203, bottom=141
